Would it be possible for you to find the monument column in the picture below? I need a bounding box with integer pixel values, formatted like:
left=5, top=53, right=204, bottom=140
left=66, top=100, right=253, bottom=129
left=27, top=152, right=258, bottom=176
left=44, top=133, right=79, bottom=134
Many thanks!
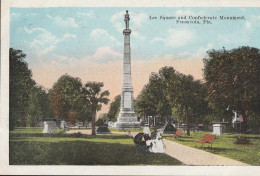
left=115, top=10, right=140, bottom=128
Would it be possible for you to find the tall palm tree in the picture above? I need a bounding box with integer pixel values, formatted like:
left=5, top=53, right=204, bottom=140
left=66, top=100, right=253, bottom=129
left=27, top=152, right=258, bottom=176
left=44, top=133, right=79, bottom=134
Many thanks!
left=82, top=82, right=110, bottom=135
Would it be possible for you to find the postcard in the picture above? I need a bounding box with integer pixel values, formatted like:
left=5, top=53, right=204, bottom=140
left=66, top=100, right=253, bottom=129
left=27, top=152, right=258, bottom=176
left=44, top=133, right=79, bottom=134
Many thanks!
left=1, top=0, right=260, bottom=175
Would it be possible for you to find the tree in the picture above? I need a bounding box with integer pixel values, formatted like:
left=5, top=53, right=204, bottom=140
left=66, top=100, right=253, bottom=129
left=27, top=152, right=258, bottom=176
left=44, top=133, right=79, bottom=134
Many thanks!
left=160, top=66, right=207, bottom=135
left=26, top=85, right=53, bottom=126
left=82, top=82, right=110, bottom=135
left=150, top=72, right=172, bottom=121
left=204, top=46, right=260, bottom=134
left=9, top=48, right=35, bottom=130
left=49, top=85, right=63, bottom=119
left=136, top=70, right=173, bottom=127
left=107, top=95, right=121, bottom=121
left=76, top=97, right=92, bottom=125
left=68, top=110, right=77, bottom=125
left=49, top=74, right=83, bottom=120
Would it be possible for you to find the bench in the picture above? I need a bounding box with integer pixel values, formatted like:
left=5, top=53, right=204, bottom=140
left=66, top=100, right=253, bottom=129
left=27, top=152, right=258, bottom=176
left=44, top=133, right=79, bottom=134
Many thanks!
left=169, top=129, right=183, bottom=140
left=196, top=134, right=216, bottom=147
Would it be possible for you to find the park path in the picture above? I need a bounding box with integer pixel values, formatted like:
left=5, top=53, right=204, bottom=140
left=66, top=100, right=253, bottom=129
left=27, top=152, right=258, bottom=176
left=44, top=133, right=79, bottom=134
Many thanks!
left=65, top=129, right=249, bottom=166
left=162, top=139, right=250, bottom=166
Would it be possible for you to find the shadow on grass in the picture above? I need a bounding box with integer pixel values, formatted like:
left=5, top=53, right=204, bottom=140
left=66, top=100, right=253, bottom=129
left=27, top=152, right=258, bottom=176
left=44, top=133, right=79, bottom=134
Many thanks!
left=10, top=132, right=130, bottom=140
left=10, top=140, right=182, bottom=165
left=246, top=136, right=260, bottom=140
left=197, top=147, right=237, bottom=153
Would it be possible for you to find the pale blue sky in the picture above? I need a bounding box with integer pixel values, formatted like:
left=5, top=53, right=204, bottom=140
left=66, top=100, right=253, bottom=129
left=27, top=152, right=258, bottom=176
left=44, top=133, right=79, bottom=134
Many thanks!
left=11, top=7, right=260, bottom=64
left=10, top=7, right=260, bottom=113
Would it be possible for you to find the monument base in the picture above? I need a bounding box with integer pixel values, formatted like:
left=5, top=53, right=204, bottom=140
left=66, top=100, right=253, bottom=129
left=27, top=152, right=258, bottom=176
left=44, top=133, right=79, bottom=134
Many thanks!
left=115, top=121, right=141, bottom=128
left=115, top=112, right=141, bottom=128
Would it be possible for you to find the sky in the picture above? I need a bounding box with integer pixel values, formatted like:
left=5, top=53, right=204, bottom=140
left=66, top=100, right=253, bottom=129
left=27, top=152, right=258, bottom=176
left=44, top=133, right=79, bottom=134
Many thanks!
left=10, top=7, right=260, bottom=114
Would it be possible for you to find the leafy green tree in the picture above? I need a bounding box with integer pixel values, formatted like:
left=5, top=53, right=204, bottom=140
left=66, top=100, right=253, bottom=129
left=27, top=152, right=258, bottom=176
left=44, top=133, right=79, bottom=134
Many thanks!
left=49, top=85, right=63, bottom=119
left=160, top=66, right=207, bottom=135
left=49, top=74, right=83, bottom=120
left=136, top=70, right=172, bottom=126
left=135, top=84, right=157, bottom=125
left=9, top=48, right=35, bottom=130
left=76, top=97, right=92, bottom=125
left=26, top=85, right=53, bottom=126
left=107, top=95, right=121, bottom=121
left=204, top=46, right=260, bottom=133
left=150, top=73, right=172, bottom=118
left=68, top=110, right=77, bottom=125
left=96, top=117, right=106, bottom=127
left=82, top=82, right=110, bottom=135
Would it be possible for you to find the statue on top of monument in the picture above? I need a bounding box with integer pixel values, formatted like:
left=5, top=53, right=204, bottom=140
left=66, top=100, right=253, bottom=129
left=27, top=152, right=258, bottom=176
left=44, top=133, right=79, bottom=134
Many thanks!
left=124, top=10, right=130, bottom=29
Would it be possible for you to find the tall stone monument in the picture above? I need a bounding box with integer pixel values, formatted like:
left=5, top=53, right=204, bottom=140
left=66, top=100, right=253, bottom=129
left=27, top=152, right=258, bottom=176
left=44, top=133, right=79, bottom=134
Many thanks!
left=115, top=10, right=140, bottom=128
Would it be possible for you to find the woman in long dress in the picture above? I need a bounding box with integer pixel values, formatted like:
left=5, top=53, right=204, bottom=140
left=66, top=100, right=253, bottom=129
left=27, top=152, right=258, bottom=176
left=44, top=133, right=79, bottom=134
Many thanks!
left=147, top=129, right=165, bottom=153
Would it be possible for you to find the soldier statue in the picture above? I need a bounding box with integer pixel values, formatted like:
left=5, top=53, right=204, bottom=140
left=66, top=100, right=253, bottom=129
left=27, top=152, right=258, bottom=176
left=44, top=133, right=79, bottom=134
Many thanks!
left=124, top=10, right=130, bottom=29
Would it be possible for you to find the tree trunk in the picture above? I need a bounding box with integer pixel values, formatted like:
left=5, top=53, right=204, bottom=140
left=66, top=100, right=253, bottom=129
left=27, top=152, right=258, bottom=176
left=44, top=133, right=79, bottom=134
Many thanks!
left=185, top=105, right=190, bottom=136
left=22, top=112, right=26, bottom=127
left=91, top=105, right=96, bottom=135
left=241, top=110, right=248, bottom=134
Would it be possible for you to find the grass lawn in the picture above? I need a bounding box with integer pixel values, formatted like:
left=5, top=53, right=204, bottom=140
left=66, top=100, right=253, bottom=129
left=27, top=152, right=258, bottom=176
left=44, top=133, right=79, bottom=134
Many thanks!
left=164, top=131, right=260, bottom=165
left=10, top=127, right=182, bottom=165
left=109, top=128, right=143, bottom=132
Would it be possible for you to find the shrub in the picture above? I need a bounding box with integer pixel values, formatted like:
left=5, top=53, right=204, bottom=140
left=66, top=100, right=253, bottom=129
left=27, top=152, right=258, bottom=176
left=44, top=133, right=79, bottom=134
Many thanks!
left=234, top=136, right=251, bottom=145
left=72, top=132, right=82, bottom=138
left=96, top=118, right=105, bottom=127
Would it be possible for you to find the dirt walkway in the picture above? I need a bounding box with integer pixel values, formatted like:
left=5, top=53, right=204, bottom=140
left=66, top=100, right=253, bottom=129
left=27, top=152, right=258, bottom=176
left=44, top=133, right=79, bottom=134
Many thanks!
left=163, top=139, right=250, bottom=166
left=65, top=129, right=92, bottom=134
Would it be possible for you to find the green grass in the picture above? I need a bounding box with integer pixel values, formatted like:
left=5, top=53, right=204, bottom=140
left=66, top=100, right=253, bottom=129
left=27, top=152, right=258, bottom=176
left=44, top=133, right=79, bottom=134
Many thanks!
left=10, top=127, right=182, bottom=165
left=109, top=128, right=143, bottom=132
left=164, top=131, right=260, bottom=165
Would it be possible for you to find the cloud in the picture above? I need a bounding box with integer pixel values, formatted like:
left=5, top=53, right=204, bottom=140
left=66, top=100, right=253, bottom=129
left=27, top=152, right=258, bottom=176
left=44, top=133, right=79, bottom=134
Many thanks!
left=175, top=10, right=196, bottom=16
left=252, top=15, right=260, bottom=20
left=241, top=8, right=247, bottom=12
left=131, top=12, right=147, bottom=29
left=63, top=33, right=76, bottom=39
left=88, top=46, right=122, bottom=62
left=28, top=29, right=59, bottom=48
left=24, top=27, right=76, bottom=55
left=77, top=11, right=96, bottom=19
left=90, top=28, right=121, bottom=45
left=150, top=37, right=166, bottom=43
left=246, top=21, right=251, bottom=29
left=251, top=15, right=260, bottom=24
left=110, top=11, right=125, bottom=32
left=24, top=27, right=46, bottom=34
left=25, top=13, right=37, bottom=17
left=110, top=11, right=147, bottom=40
left=47, top=14, right=78, bottom=28
left=188, top=43, right=213, bottom=59
left=11, top=13, right=20, bottom=18
left=150, top=29, right=193, bottom=47
left=73, top=46, right=122, bottom=64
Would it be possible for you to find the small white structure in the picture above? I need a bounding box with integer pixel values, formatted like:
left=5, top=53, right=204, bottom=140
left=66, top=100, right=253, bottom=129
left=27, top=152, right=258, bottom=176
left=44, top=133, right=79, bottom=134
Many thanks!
left=232, top=111, right=243, bottom=130
left=143, top=125, right=151, bottom=136
left=212, top=124, right=223, bottom=136
left=43, top=121, right=56, bottom=134
left=60, top=120, right=67, bottom=129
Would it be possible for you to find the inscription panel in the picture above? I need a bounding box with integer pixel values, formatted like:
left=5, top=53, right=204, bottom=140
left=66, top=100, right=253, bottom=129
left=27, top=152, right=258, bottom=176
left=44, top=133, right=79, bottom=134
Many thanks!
left=124, top=92, right=131, bottom=109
